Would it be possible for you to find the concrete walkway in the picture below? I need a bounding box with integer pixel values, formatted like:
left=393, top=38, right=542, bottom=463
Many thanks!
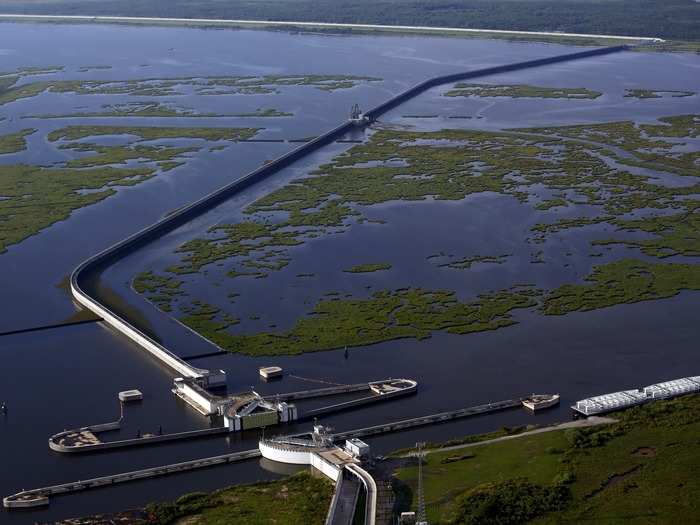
left=401, top=416, right=617, bottom=457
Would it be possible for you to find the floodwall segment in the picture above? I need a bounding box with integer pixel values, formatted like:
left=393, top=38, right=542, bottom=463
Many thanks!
left=70, top=45, right=627, bottom=381
left=345, top=464, right=377, bottom=525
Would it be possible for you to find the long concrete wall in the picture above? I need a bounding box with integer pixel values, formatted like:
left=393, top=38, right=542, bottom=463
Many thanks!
left=3, top=448, right=261, bottom=508
left=71, top=45, right=628, bottom=385
left=332, top=398, right=523, bottom=441
left=49, top=426, right=229, bottom=453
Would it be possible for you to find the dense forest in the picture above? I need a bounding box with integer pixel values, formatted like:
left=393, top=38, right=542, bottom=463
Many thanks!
left=3, top=0, right=700, bottom=41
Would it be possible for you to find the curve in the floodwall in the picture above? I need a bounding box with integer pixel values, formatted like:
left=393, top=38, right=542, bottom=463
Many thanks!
left=345, top=464, right=377, bottom=525
left=71, top=45, right=627, bottom=382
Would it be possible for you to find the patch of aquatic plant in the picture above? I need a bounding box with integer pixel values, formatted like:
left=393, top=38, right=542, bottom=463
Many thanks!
left=344, top=263, right=392, bottom=273
left=517, top=114, right=700, bottom=176
left=179, top=300, right=240, bottom=333
left=77, top=65, right=112, bottom=72
left=48, top=125, right=260, bottom=142
left=0, top=129, right=35, bottom=154
left=593, top=206, right=700, bottom=258
left=436, top=254, right=510, bottom=270
left=543, top=259, right=700, bottom=315
left=133, top=271, right=183, bottom=312
left=624, top=89, right=696, bottom=99
left=167, top=128, right=560, bottom=277
left=168, top=221, right=303, bottom=275
left=0, top=74, right=381, bottom=106
left=0, top=164, right=154, bottom=253
left=445, top=83, right=601, bottom=99
left=535, top=197, right=569, bottom=210
left=181, top=286, right=540, bottom=356
left=27, top=102, right=293, bottom=119
left=60, top=143, right=198, bottom=169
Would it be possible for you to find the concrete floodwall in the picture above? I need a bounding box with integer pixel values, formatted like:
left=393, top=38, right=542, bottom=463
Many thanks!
left=70, top=44, right=627, bottom=384
left=365, top=45, right=627, bottom=122
left=345, top=464, right=377, bottom=525
left=49, top=426, right=229, bottom=453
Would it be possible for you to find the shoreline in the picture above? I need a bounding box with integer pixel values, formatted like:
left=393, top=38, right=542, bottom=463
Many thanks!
left=0, top=13, right=663, bottom=48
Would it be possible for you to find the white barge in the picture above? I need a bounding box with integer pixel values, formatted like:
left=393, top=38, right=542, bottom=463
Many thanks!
left=572, top=376, right=700, bottom=416
left=522, top=393, right=560, bottom=411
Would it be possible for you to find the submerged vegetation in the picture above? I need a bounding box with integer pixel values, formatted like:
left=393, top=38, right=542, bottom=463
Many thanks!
left=444, top=83, right=602, bottom=99
left=395, top=394, right=700, bottom=524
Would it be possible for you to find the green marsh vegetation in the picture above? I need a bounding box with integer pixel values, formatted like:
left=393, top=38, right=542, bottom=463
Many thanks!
left=445, top=83, right=602, bottom=99
left=0, top=129, right=35, bottom=154
left=136, top=114, right=700, bottom=355
left=0, top=74, right=381, bottom=106
left=344, top=263, right=392, bottom=273
left=624, top=88, right=696, bottom=99
left=0, top=124, right=261, bottom=254
left=431, top=254, right=511, bottom=270
left=179, top=286, right=541, bottom=356
left=395, top=394, right=700, bottom=524
left=48, top=125, right=260, bottom=142
left=543, top=259, right=700, bottom=315
left=26, top=102, right=293, bottom=119
left=0, top=164, right=155, bottom=253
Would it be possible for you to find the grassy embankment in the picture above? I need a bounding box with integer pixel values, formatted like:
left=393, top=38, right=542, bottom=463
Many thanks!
left=135, top=114, right=700, bottom=355
left=394, top=394, right=700, bottom=524
left=54, top=471, right=333, bottom=525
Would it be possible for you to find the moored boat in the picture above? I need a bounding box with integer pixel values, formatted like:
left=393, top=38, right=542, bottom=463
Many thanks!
left=522, top=393, right=560, bottom=411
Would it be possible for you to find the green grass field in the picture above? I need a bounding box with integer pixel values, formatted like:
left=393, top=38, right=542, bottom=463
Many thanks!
left=395, top=395, right=700, bottom=524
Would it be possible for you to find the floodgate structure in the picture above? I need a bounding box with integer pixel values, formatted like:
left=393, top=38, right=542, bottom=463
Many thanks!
left=48, top=378, right=418, bottom=453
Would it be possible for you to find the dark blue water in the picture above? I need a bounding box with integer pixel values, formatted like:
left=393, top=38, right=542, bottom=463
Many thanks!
left=1, top=22, right=699, bottom=523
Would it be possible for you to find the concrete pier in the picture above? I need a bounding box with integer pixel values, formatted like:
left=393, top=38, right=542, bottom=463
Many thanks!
left=3, top=448, right=261, bottom=508
left=332, top=398, right=523, bottom=441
